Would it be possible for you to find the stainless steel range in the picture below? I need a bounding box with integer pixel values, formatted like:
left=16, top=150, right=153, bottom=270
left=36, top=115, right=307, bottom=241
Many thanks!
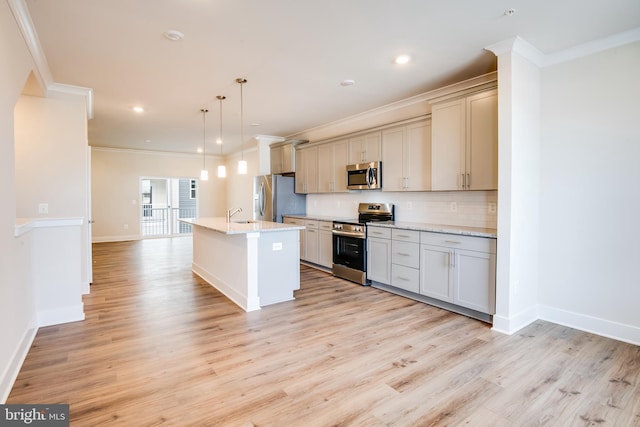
left=332, top=203, right=394, bottom=284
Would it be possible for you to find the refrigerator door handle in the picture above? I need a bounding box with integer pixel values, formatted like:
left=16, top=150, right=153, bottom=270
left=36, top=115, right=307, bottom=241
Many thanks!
left=259, top=182, right=266, bottom=217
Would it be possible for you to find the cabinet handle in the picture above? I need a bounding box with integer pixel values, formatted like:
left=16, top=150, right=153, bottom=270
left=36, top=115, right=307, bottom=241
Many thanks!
left=396, top=234, right=411, bottom=238
left=396, top=276, right=410, bottom=281
left=396, top=252, right=411, bottom=257
left=444, top=240, right=461, bottom=244
left=466, top=173, right=470, bottom=189
left=371, top=231, right=384, bottom=235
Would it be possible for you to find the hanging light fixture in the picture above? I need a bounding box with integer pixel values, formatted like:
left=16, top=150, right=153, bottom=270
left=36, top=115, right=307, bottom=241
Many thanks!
left=236, top=78, right=248, bottom=175
left=216, top=95, right=227, bottom=178
left=200, top=108, right=209, bottom=181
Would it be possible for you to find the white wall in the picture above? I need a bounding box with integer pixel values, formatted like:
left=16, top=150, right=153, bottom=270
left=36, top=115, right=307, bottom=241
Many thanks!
left=0, top=0, right=40, bottom=402
left=91, top=148, right=228, bottom=241
left=538, top=41, right=640, bottom=342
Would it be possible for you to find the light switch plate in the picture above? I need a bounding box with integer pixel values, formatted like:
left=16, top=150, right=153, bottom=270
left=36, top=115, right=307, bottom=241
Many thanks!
left=38, top=203, right=48, bottom=214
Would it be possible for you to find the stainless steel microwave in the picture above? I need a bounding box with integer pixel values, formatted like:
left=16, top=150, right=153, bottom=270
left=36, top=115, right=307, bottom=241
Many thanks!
left=346, top=161, right=382, bottom=190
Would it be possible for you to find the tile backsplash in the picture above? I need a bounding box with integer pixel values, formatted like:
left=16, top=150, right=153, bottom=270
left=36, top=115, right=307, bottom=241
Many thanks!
left=306, top=190, right=497, bottom=229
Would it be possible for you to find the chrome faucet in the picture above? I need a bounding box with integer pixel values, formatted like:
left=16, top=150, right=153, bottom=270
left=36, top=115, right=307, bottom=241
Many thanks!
left=226, top=207, right=242, bottom=223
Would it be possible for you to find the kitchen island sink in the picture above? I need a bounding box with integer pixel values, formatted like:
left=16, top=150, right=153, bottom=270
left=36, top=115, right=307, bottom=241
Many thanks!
left=180, top=218, right=305, bottom=311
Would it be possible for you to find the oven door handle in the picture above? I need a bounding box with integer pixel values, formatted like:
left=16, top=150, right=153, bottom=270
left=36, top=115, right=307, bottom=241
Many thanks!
left=332, top=230, right=365, bottom=238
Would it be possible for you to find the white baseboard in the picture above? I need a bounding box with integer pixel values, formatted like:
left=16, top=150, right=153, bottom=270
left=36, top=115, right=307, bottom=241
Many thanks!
left=192, top=263, right=259, bottom=312
left=92, top=234, right=141, bottom=243
left=538, top=305, right=640, bottom=346
left=491, top=305, right=539, bottom=335
left=37, top=303, right=85, bottom=327
left=0, top=326, right=37, bottom=403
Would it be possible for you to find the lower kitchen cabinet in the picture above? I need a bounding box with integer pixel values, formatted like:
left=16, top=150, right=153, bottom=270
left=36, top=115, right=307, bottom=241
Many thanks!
left=283, top=217, right=305, bottom=260
left=368, top=225, right=497, bottom=318
left=304, top=220, right=319, bottom=264
left=420, top=232, right=496, bottom=314
left=318, top=221, right=333, bottom=268
left=367, top=226, right=392, bottom=284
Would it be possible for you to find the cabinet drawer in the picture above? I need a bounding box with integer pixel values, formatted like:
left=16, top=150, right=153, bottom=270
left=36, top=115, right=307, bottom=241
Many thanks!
left=420, top=232, right=496, bottom=253
left=367, top=226, right=391, bottom=239
left=284, top=217, right=305, bottom=226
left=392, top=229, right=420, bottom=243
left=391, top=264, right=420, bottom=293
left=318, top=221, right=333, bottom=231
left=392, top=241, right=419, bottom=268
left=305, top=220, right=319, bottom=229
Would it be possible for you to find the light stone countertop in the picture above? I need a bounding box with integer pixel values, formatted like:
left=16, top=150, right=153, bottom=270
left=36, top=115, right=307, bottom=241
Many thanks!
left=180, top=217, right=305, bottom=235
left=282, top=214, right=354, bottom=222
left=368, top=221, right=497, bottom=238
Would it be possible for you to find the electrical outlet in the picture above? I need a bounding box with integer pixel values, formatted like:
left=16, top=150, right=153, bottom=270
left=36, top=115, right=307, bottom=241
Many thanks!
left=488, top=203, right=497, bottom=214
left=38, top=203, right=48, bottom=214
left=272, top=242, right=282, bottom=251
left=449, top=202, right=457, bottom=212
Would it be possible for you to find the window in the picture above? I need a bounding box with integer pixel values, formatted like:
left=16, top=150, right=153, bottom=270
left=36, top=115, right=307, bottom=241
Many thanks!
left=190, top=179, right=197, bottom=199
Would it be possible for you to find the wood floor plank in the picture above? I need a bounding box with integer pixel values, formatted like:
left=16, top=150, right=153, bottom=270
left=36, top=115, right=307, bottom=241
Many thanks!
left=7, top=237, right=640, bottom=426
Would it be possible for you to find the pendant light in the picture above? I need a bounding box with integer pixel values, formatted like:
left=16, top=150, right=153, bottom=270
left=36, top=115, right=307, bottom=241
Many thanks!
left=216, top=95, right=227, bottom=178
left=236, top=78, right=248, bottom=175
left=200, top=108, right=209, bottom=181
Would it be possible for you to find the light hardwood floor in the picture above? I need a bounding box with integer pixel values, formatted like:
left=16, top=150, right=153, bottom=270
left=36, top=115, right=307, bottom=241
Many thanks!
left=8, top=237, right=640, bottom=426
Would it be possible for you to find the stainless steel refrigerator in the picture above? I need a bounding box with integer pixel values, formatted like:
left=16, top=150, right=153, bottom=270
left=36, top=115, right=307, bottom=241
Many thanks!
left=253, top=175, right=306, bottom=222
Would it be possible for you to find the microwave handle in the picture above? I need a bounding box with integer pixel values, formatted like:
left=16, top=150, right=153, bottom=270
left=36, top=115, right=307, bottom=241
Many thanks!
left=367, top=166, right=377, bottom=188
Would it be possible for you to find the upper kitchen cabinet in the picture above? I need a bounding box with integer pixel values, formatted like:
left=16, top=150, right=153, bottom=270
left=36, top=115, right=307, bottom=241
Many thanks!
left=382, top=119, right=432, bottom=192
left=295, top=145, right=318, bottom=194
left=318, top=139, right=349, bottom=193
left=349, top=131, right=381, bottom=164
left=270, top=140, right=302, bottom=175
left=430, top=88, right=497, bottom=191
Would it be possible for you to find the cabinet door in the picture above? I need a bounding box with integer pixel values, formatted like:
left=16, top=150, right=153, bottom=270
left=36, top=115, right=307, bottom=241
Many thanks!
left=332, top=139, right=349, bottom=192
left=466, top=89, right=498, bottom=190
left=420, top=244, right=454, bottom=302
left=318, top=229, right=333, bottom=268
left=367, top=237, right=391, bottom=284
left=431, top=98, right=465, bottom=191
left=454, top=249, right=496, bottom=314
left=381, top=126, right=405, bottom=192
left=283, top=217, right=304, bottom=260
left=405, top=120, right=431, bottom=191
left=270, top=146, right=283, bottom=174
left=318, top=144, right=334, bottom=193
left=391, top=264, right=420, bottom=293
left=363, top=132, right=381, bottom=162
left=295, top=149, right=306, bottom=193
left=305, top=147, right=318, bottom=193
left=348, top=135, right=364, bottom=163
left=305, top=228, right=319, bottom=263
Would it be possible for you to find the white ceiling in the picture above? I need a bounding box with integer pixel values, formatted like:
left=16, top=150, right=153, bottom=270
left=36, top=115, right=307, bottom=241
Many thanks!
left=23, top=0, right=640, bottom=155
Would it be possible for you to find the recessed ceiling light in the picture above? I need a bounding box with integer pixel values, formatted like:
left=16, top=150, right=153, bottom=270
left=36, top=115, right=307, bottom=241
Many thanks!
left=133, top=106, right=144, bottom=113
left=144, top=139, right=151, bottom=143
left=163, top=30, right=184, bottom=41
left=197, top=147, right=203, bottom=153
left=340, top=79, right=356, bottom=87
left=504, top=8, right=516, bottom=16
left=394, top=55, right=411, bottom=65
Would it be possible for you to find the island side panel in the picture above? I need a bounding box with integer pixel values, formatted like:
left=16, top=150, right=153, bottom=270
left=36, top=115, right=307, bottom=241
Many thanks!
left=191, top=225, right=252, bottom=311
left=257, top=229, right=300, bottom=306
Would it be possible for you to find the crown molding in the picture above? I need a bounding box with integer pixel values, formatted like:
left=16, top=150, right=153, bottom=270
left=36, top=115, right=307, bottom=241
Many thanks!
left=9, top=0, right=94, bottom=119
left=486, top=27, right=640, bottom=68
left=48, top=83, right=94, bottom=119
left=286, top=72, right=497, bottom=141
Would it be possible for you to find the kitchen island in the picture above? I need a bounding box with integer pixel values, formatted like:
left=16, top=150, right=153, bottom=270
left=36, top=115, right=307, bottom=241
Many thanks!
left=181, top=218, right=305, bottom=311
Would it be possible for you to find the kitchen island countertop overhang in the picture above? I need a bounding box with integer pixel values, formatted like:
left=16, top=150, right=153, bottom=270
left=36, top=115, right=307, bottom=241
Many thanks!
left=180, top=218, right=305, bottom=311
